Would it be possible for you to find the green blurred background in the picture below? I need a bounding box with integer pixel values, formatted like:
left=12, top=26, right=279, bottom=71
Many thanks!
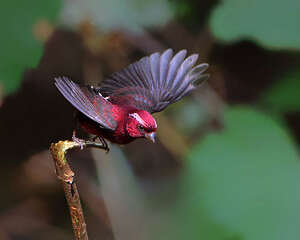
left=0, top=0, right=300, bottom=239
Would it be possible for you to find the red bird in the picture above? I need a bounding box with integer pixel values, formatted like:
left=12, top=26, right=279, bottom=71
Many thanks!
left=55, top=49, right=209, bottom=151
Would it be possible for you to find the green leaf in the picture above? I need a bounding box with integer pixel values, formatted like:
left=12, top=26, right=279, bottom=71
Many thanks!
left=176, top=107, right=300, bottom=240
left=209, top=0, right=300, bottom=49
left=261, top=71, right=300, bottom=113
left=0, top=0, right=61, bottom=94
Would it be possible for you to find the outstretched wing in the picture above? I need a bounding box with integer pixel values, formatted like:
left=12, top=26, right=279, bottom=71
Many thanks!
left=55, top=77, right=118, bottom=130
left=100, top=49, right=209, bottom=113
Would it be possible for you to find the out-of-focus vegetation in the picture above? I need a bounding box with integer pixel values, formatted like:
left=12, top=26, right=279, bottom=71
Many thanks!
left=210, top=0, right=300, bottom=49
left=60, top=0, right=174, bottom=33
left=182, top=107, right=300, bottom=240
left=262, top=70, right=300, bottom=113
left=0, top=0, right=300, bottom=239
left=0, top=0, right=61, bottom=94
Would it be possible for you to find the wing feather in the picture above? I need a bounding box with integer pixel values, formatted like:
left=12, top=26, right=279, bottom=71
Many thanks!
left=159, top=49, right=173, bottom=99
left=173, top=62, right=209, bottom=98
left=172, top=54, right=198, bottom=91
left=138, top=57, right=153, bottom=89
left=100, top=49, right=209, bottom=113
left=165, top=50, right=187, bottom=94
left=149, top=52, right=160, bottom=96
left=55, top=77, right=118, bottom=130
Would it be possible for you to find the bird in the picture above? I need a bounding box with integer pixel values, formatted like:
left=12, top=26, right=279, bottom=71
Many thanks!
left=55, top=49, right=209, bottom=152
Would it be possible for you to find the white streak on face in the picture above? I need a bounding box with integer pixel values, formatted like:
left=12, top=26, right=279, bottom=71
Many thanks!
left=153, top=119, right=157, bottom=128
left=129, top=113, right=146, bottom=126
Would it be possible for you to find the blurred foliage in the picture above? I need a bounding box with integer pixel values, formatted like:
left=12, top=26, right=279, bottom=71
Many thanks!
left=174, top=100, right=207, bottom=134
left=210, top=0, right=300, bottom=49
left=262, top=70, right=300, bottom=113
left=60, top=0, right=174, bottom=33
left=171, top=107, right=300, bottom=240
left=0, top=0, right=61, bottom=94
left=172, top=1, right=192, bottom=19
left=1, top=0, right=300, bottom=239
left=172, top=0, right=217, bottom=31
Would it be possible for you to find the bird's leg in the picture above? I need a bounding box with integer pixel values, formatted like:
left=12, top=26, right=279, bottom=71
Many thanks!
left=98, top=137, right=109, bottom=153
left=71, top=111, right=87, bottom=150
left=72, top=129, right=86, bottom=150
left=92, top=136, right=98, bottom=142
left=91, top=135, right=109, bottom=153
left=72, top=111, right=109, bottom=152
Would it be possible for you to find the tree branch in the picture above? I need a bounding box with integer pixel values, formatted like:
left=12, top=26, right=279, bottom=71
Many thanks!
left=50, top=140, right=107, bottom=240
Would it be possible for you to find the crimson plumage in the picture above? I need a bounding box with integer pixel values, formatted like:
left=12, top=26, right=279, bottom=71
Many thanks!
left=55, top=49, right=209, bottom=149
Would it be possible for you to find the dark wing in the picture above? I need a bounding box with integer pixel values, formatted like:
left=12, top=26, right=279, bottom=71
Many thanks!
left=100, top=49, right=209, bottom=113
left=55, top=77, right=118, bottom=130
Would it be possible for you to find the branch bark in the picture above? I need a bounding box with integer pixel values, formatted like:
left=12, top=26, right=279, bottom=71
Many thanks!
left=50, top=140, right=107, bottom=240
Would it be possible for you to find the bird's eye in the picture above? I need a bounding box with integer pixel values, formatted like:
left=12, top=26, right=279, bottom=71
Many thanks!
left=139, top=125, right=144, bottom=131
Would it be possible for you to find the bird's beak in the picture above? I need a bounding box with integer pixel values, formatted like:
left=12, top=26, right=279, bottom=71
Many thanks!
left=145, top=132, right=156, bottom=143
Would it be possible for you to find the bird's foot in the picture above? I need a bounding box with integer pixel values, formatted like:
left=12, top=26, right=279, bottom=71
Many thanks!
left=72, top=135, right=86, bottom=150
left=92, top=136, right=98, bottom=142
left=99, top=137, right=110, bottom=153
left=104, top=146, right=110, bottom=154
left=92, top=136, right=110, bottom=153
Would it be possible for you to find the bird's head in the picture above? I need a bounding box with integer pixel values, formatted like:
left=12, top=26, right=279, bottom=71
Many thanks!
left=126, top=110, right=157, bottom=142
